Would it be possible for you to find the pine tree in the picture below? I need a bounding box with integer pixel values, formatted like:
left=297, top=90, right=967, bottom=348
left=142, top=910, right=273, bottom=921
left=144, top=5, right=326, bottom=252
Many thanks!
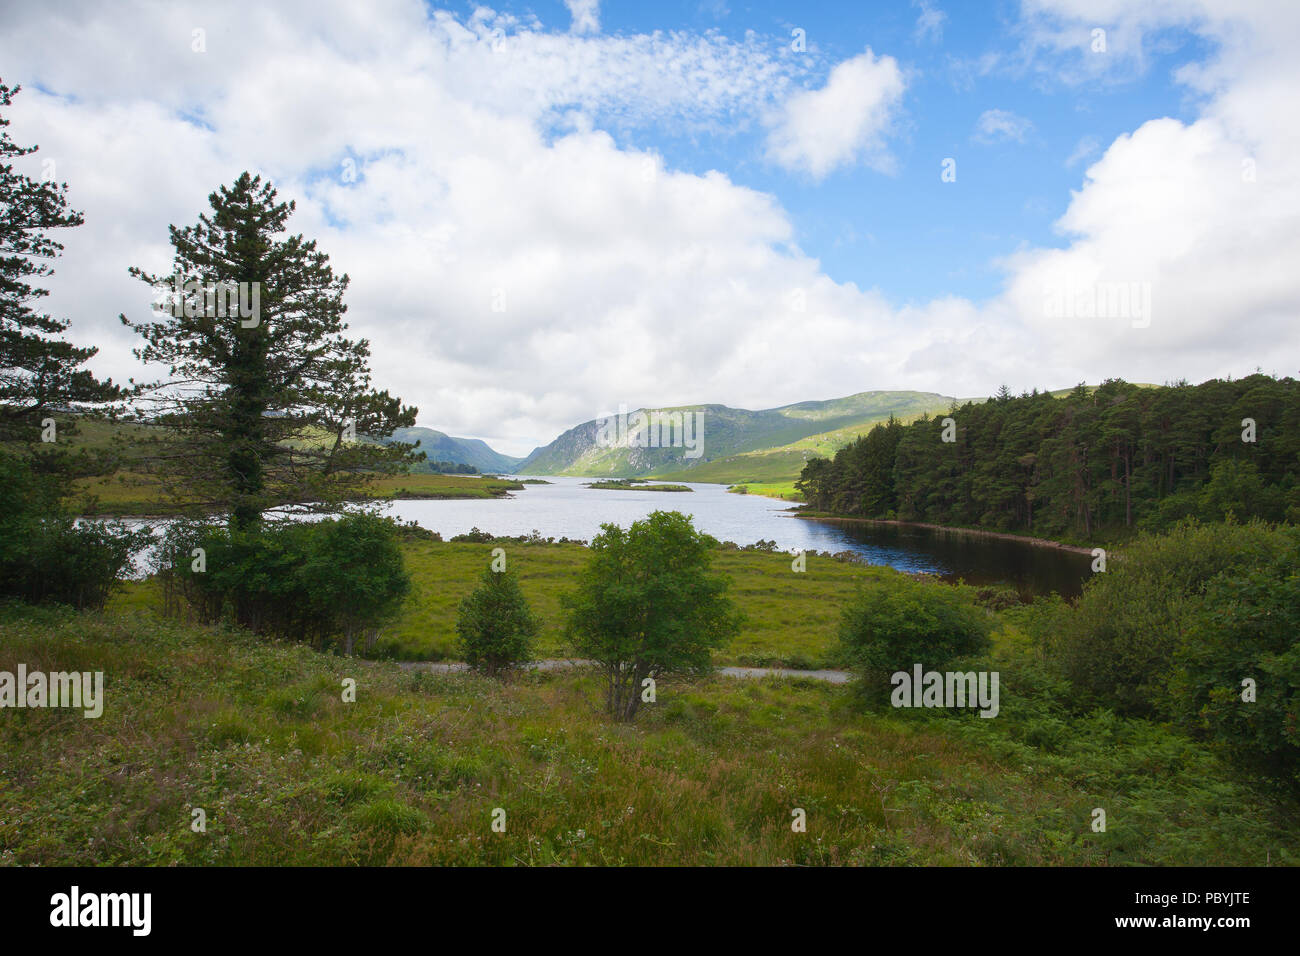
left=122, top=172, right=420, bottom=528
left=0, top=81, right=122, bottom=445
left=456, top=566, right=541, bottom=678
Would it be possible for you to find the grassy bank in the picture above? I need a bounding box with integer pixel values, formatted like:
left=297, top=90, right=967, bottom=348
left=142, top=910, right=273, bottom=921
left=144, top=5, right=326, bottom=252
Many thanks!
left=73, top=472, right=525, bottom=516
left=2, top=602, right=1292, bottom=866
left=728, top=481, right=803, bottom=501
left=113, top=539, right=875, bottom=667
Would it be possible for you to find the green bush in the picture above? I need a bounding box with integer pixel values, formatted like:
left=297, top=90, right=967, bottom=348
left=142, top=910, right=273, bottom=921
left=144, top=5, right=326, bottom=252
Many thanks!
left=455, top=566, right=540, bottom=677
left=837, top=572, right=993, bottom=708
left=162, top=512, right=410, bottom=653
left=0, top=449, right=149, bottom=610
left=1056, top=519, right=1286, bottom=716
left=1049, top=519, right=1300, bottom=790
left=1170, top=525, right=1300, bottom=790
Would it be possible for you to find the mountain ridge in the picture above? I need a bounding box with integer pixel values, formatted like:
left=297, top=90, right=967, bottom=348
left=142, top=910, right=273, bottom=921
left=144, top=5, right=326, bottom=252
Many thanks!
left=387, top=426, right=524, bottom=474
left=517, top=390, right=958, bottom=480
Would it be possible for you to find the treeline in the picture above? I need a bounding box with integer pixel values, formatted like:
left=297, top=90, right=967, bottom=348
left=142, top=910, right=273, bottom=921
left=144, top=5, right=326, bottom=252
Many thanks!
left=797, top=376, right=1300, bottom=539
left=420, top=460, right=480, bottom=475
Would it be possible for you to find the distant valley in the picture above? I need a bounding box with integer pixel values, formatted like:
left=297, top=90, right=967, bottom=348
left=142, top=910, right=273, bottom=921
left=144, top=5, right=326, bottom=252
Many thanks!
left=387, top=426, right=524, bottom=474
left=513, top=390, right=958, bottom=486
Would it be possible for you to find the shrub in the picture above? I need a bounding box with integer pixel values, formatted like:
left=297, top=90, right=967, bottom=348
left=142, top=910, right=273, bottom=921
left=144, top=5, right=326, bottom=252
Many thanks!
left=455, top=566, right=540, bottom=677
left=837, top=572, right=993, bottom=708
left=163, top=512, right=410, bottom=653
left=1169, top=525, right=1300, bottom=790
left=296, top=513, right=412, bottom=654
left=0, top=449, right=149, bottom=610
left=562, top=510, right=742, bottom=721
left=1055, top=519, right=1286, bottom=716
left=9, top=517, right=151, bottom=610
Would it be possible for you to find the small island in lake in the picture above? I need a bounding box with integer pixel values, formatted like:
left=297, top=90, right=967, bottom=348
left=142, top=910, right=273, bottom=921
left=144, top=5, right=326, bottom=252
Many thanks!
left=586, top=479, right=693, bottom=492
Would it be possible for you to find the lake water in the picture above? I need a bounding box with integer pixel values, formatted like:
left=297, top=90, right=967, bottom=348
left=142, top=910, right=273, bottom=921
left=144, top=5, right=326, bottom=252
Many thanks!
left=379, top=476, right=1092, bottom=598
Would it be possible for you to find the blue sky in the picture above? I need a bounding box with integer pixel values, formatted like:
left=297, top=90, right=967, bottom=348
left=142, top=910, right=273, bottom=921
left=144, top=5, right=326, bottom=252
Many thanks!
left=463, top=0, right=1208, bottom=305
left=2, top=0, right=1294, bottom=452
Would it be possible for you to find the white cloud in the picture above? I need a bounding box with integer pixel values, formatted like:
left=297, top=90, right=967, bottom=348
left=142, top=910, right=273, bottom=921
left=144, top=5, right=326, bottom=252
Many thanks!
left=1065, top=134, right=1100, bottom=167
left=913, top=1, right=948, bottom=43
left=564, top=0, right=600, bottom=36
left=764, top=49, right=906, bottom=179
left=974, top=108, right=1034, bottom=143
left=995, top=0, right=1300, bottom=381
left=0, top=0, right=1297, bottom=456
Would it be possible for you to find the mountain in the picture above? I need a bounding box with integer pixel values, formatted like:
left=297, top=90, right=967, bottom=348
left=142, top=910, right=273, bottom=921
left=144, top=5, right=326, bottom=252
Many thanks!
left=516, top=391, right=956, bottom=480
left=387, top=427, right=524, bottom=474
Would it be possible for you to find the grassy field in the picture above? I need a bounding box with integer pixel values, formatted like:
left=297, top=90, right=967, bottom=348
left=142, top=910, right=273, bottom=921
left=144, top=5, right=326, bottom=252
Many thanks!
left=36, top=415, right=524, bottom=514
left=2, top=601, right=1293, bottom=866
left=113, top=539, right=875, bottom=666
left=73, top=472, right=525, bottom=515
left=728, top=481, right=803, bottom=501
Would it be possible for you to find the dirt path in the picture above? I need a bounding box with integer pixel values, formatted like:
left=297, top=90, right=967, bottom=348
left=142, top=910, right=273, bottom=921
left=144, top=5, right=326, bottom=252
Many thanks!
left=398, top=659, right=851, bottom=684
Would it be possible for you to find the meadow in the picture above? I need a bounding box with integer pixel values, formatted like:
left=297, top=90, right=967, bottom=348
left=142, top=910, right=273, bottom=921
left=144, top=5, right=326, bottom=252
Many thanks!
left=2, top=600, right=1292, bottom=866
left=73, top=472, right=525, bottom=515
left=113, top=538, right=876, bottom=666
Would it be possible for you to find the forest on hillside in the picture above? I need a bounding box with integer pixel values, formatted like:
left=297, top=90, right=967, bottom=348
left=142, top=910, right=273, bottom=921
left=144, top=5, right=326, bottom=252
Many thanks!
left=796, top=376, right=1300, bottom=539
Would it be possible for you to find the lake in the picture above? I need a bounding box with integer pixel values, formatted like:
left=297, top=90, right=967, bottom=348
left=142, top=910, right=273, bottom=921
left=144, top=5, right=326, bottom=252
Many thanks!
left=379, top=476, right=1092, bottom=598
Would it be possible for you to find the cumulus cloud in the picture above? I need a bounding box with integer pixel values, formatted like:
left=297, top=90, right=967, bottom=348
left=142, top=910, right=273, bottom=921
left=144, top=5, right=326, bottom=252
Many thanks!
left=0, top=0, right=1296, bottom=455
left=564, top=0, right=600, bottom=36
left=764, top=49, right=907, bottom=179
left=974, top=108, right=1034, bottom=143
left=994, top=0, right=1300, bottom=382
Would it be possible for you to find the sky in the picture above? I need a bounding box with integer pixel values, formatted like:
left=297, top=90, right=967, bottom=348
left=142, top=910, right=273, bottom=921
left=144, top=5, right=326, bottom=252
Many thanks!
left=1, top=0, right=1296, bottom=456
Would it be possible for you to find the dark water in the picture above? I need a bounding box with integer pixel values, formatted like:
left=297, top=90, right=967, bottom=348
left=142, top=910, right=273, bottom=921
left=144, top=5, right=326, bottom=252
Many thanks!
left=379, top=476, right=1092, bottom=598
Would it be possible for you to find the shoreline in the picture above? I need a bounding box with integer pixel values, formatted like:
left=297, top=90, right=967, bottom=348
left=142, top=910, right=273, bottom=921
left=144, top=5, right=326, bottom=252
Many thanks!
left=794, top=512, right=1095, bottom=555
left=76, top=490, right=515, bottom=521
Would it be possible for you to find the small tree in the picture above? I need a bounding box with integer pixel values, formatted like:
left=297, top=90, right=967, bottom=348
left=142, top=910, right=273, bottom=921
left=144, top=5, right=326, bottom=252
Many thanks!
left=838, top=572, right=992, bottom=709
left=456, top=566, right=540, bottom=677
left=562, top=510, right=741, bottom=721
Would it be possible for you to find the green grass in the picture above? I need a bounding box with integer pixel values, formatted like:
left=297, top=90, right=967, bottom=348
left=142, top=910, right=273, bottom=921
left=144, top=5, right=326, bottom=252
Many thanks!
left=728, top=481, right=803, bottom=501
left=3, top=601, right=1292, bottom=866
left=112, top=539, right=883, bottom=666
left=364, top=473, right=524, bottom=499
left=587, top=480, right=693, bottom=492
left=72, top=471, right=524, bottom=515
left=653, top=400, right=954, bottom=487
left=654, top=447, right=812, bottom=485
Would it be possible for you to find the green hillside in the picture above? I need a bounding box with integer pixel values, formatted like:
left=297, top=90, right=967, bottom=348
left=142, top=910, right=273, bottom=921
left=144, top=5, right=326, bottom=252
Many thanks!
left=518, top=391, right=955, bottom=479
left=384, top=426, right=523, bottom=473
left=651, top=386, right=1162, bottom=489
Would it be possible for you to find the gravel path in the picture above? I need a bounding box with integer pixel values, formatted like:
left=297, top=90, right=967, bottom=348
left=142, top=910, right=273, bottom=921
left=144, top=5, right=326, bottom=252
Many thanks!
left=398, top=659, right=851, bottom=684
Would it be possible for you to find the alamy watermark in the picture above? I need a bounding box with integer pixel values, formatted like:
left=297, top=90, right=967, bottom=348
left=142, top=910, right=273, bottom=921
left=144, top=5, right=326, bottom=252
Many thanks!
left=153, top=270, right=261, bottom=327
left=0, top=666, right=103, bottom=718
left=1043, top=278, right=1152, bottom=328
left=595, top=404, right=704, bottom=459
left=890, top=665, right=999, bottom=718
left=50, top=886, right=150, bottom=936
